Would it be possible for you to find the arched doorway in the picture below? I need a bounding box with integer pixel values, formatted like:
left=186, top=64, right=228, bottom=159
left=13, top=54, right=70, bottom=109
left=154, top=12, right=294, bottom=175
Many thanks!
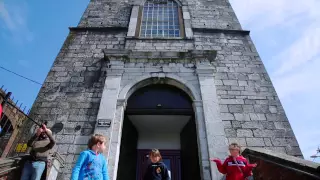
left=117, top=84, right=201, bottom=180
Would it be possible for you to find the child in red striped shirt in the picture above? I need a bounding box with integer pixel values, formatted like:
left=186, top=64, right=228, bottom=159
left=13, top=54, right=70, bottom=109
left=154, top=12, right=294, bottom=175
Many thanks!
left=210, top=143, right=257, bottom=180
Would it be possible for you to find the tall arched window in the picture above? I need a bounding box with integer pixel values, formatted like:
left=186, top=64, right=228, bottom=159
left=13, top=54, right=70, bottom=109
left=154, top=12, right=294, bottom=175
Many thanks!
left=140, top=0, right=182, bottom=38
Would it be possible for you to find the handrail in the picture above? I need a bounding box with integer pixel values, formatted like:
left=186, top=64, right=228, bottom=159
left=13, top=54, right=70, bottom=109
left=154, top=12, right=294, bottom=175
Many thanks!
left=0, top=166, right=19, bottom=176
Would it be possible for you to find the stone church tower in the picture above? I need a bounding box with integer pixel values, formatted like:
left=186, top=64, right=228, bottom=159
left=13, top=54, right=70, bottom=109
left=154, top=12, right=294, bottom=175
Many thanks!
left=30, top=0, right=302, bottom=179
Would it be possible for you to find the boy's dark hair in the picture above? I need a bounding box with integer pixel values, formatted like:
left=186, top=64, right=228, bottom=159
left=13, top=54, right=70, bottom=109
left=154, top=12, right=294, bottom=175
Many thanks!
left=87, top=134, right=106, bottom=149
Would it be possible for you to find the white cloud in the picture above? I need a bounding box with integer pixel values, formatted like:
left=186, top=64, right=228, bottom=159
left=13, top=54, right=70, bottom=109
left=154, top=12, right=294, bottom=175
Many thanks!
left=230, top=0, right=320, bottom=30
left=0, top=1, right=33, bottom=45
left=230, top=0, right=320, bottom=161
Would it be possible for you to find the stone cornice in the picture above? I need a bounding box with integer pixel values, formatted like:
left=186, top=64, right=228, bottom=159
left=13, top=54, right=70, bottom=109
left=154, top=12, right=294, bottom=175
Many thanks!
left=102, top=49, right=217, bottom=62
left=69, top=27, right=128, bottom=32
left=193, top=28, right=250, bottom=35
left=68, top=27, right=250, bottom=36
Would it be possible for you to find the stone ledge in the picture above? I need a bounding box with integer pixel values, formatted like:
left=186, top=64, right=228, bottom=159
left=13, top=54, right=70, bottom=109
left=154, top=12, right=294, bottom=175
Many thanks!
left=69, top=27, right=128, bottom=32
left=103, top=49, right=217, bottom=62
left=125, top=36, right=194, bottom=41
left=193, top=28, right=250, bottom=35
left=242, top=147, right=320, bottom=176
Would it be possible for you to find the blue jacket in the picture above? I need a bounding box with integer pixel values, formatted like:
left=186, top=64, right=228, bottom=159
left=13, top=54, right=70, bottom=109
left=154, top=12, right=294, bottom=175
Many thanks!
left=71, top=150, right=109, bottom=180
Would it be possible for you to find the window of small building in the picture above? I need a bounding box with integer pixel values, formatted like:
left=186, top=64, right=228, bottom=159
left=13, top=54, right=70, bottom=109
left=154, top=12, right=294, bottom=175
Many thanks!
left=139, top=0, right=183, bottom=38
left=0, top=114, right=13, bottom=138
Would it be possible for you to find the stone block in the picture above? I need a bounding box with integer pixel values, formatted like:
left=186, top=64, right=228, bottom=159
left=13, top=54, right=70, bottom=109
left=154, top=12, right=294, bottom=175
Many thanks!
left=225, top=128, right=237, bottom=137
left=254, top=105, right=269, bottom=113
left=234, top=113, right=250, bottom=121
left=246, top=138, right=265, bottom=146
left=274, top=122, right=291, bottom=129
left=222, top=121, right=232, bottom=128
left=220, top=99, right=244, bottom=105
left=237, top=129, right=253, bottom=137
left=286, top=146, right=302, bottom=156
left=241, top=122, right=263, bottom=129
left=228, top=91, right=241, bottom=95
left=219, top=105, right=229, bottom=113
left=271, top=138, right=299, bottom=146
left=266, top=114, right=287, bottom=121
left=264, top=138, right=272, bottom=146
left=223, top=80, right=238, bottom=86
left=75, top=136, right=90, bottom=145
left=218, top=111, right=233, bottom=120
left=269, top=106, right=278, bottom=113
left=228, top=105, right=243, bottom=113
left=57, top=144, right=70, bottom=155
left=249, top=113, right=266, bottom=121
left=56, top=135, right=75, bottom=144
left=242, top=105, right=254, bottom=112
left=231, top=121, right=242, bottom=129
left=238, top=81, right=248, bottom=86
left=261, top=121, right=276, bottom=129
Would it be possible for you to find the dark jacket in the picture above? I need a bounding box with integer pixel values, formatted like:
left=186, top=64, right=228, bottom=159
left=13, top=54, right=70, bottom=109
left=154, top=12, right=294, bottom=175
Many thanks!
left=143, top=162, right=170, bottom=180
left=27, top=129, right=55, bottom=161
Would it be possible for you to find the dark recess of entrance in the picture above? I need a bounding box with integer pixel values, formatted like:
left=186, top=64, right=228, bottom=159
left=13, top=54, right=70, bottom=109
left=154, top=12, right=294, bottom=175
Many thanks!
left=117, top=84, right=201, bottom=180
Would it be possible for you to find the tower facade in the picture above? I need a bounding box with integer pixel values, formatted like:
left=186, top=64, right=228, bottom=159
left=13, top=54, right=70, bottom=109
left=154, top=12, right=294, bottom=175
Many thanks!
left=30, top=0, right=302, bottom=179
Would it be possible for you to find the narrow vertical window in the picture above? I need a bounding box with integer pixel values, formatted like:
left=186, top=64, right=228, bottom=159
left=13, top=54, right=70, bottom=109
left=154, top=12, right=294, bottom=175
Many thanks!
left=140, top=0, right=181, bottom=38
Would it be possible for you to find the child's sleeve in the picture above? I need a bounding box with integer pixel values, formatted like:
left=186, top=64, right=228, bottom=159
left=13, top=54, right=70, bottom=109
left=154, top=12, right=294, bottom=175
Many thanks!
left=71, top=151, right=88, bottom=180
left=243, top=159, right=255, bottom=177
left=102, top=157, right=110, bottom=180
left=214, top=159, right=228, bottom=174
left=162, top=164, right=171, bottom=180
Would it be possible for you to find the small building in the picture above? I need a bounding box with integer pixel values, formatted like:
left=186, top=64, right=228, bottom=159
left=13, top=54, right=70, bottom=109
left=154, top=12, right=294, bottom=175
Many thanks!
left=0, top=88, right=29, bottom=158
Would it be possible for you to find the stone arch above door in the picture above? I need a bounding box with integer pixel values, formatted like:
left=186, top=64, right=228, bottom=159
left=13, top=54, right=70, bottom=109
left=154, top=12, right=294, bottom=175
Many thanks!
left=118, top=73, right=201, bottom=102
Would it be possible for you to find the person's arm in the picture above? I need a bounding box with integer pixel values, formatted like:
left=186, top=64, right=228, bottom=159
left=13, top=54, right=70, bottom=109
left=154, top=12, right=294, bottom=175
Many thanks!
left=162, top=164, right=171, bottom=180
left=243, top=159, right=257, bottom=177
left=71, top=151, right=88, bottom=180
left=211, top=158, right=228, bottom=174
left=27, top=134, right=38, bottom=147
left=102, top=156, right=109, bottom=180
left=45, top=129, right=55, bottom=149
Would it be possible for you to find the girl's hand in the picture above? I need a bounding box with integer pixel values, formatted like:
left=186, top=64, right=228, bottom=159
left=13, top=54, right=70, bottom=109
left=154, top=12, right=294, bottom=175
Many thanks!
left=209, top=158, right=221, bottom=163
left=248, top=163, right=258, bottom=168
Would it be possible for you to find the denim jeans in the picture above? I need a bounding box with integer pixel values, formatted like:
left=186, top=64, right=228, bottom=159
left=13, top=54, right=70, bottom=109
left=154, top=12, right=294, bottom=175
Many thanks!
left=20, top=161, right=46, bottom=180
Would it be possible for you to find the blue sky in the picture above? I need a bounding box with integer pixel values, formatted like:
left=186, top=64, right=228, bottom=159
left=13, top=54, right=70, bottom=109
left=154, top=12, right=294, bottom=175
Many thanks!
left=0, top=0, right=319, bottom=162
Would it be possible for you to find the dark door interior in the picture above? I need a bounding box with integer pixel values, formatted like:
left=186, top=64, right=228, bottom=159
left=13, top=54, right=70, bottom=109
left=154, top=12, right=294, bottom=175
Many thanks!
left=117, top=117, right=138, bottom=180
left=137, top=150, right=181, bottom=180
left=180, top=117, right=201, bottom=180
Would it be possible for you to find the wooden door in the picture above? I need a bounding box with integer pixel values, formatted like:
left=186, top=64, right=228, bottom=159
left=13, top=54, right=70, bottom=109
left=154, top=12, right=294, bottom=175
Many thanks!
left=137, top=150, right=181, bottom=180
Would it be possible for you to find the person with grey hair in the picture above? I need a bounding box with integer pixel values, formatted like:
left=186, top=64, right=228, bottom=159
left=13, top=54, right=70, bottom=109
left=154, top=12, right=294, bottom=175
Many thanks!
left=20, top=124, right=56, bottom=180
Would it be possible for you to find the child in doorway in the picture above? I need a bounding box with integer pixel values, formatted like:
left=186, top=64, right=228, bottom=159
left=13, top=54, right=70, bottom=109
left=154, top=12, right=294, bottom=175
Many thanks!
left=210, top=143, right=257, bottom=180
left=143, top=149, right=171, bottom=180
left=71, top=134, right=109, bottom=180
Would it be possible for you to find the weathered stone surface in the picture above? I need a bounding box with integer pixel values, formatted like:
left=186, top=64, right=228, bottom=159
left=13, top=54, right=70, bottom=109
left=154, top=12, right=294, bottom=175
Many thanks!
left=237, top=129, right=253, bottom=137
left=26, top=0, right=302, bottom=179
left=246, top=138, right=265, bottom=146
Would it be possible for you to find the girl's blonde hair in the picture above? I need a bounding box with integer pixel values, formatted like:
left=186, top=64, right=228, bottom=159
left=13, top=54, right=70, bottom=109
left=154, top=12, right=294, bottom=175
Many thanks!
left=229, top=143, right=241, bottom=152
left=150, top=149, right=162, bottom=161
